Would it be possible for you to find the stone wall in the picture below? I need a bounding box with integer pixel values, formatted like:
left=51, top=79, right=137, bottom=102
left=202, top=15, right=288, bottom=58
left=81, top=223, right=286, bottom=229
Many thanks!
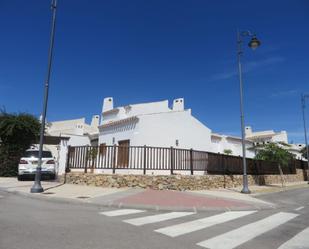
left=62, top=169, right=308, bottom=191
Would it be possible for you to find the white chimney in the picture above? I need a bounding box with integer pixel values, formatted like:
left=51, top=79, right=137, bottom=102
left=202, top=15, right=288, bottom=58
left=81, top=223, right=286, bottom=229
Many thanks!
left=74, top=123, right=84, bottom=136
left=245, top=126, right=252, bottom=136
left=102, top=97, right=114, bottom=113
left=172, top=98, right=184, bottom=111
left=91, top=115, right=100, bottom=127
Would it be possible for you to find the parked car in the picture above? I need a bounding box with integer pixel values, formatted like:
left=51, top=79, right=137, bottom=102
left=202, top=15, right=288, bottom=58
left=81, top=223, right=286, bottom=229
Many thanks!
left=18, top=149, right=56, bottom=181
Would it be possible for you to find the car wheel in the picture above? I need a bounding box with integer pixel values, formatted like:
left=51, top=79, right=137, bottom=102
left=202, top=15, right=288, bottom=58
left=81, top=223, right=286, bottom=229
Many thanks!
left=17, top=175, right=24, bottom=181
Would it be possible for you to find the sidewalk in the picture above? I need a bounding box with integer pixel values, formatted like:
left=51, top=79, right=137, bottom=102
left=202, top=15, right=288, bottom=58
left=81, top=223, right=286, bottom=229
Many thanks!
left=1, top=177, right=306, bottom=211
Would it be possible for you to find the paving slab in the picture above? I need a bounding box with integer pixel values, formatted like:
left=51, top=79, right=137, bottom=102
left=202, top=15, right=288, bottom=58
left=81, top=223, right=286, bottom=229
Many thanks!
left=0, top=177, right=278, bottom=211
left=189, top=189, right=274, bottom=207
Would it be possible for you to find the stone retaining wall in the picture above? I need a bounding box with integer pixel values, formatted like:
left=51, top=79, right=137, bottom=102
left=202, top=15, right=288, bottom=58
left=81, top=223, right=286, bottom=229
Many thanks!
left=62, top=169, right=308, bottom=191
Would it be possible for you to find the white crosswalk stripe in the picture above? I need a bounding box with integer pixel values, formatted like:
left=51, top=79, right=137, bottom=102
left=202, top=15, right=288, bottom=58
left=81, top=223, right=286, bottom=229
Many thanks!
left=99, top=208, right=308, bottom=248
left=294, top=206, right=304, bottom=211
left=277, top=227, right=309, bottom=249
left=99, top=209, right=145, bottom=217
left=196, top=212, right=299, bottom=249
left=155, top=210, right=256, bottom=237
left=123, top=212, right=194, bottom=226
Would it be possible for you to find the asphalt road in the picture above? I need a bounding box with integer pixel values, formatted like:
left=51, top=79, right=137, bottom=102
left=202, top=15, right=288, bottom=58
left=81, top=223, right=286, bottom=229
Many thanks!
left=0, top=187, right=309, bottom=249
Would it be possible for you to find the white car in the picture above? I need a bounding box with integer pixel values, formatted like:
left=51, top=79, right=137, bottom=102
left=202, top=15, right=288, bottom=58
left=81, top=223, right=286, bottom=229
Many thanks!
left=18, top=149, right=56, bottom=181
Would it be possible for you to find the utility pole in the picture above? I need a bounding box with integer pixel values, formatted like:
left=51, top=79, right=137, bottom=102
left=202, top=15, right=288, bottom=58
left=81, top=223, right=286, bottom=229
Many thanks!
left=31, top=0, right=58, bottom=193
left=301, top=94, right=309, bottom=183
left=236, top=30, right=261, bottom=194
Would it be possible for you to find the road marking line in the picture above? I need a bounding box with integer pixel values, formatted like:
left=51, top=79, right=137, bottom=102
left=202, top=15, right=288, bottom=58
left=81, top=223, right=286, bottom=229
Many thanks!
left=277, top=227, right=309, bottom=249
left=99, top=209, right=145, bottom=217
left=197, top=212, right=299, bottom=249
left=155, top=211, right=256, bottom=237
left=294, top=206, right=304, bottom=211
left=124, top=212, right=194, bottom=226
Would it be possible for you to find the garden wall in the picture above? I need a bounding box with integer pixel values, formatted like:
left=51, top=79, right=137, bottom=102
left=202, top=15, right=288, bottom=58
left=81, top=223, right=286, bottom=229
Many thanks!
left=62, top=169, right=308, bottom=191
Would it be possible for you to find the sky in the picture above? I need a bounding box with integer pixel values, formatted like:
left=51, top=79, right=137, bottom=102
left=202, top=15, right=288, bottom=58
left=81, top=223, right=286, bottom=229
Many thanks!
left=0, top=0, right=309, bottom=143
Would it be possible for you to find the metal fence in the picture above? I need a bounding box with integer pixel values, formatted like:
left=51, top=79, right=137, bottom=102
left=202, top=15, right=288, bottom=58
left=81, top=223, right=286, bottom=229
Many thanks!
left=66, top=145, right=306, bottom=175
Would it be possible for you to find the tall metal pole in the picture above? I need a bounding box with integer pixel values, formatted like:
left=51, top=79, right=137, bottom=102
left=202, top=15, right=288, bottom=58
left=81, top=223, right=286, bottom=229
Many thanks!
left=31, top=0, right=58, bottom=193
left=237, top=30, right=250, bottom=194
left=301, top=94, right=309, bottom=183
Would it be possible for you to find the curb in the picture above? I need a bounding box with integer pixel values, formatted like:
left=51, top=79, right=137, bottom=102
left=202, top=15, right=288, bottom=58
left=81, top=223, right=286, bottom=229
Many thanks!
left=250, top=183, right=309, bottom=196
left=0, top=186, right=276, bottom=212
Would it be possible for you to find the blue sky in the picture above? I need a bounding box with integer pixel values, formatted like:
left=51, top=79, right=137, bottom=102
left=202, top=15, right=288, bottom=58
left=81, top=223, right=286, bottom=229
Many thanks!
left=1, top=0, right=309, bottom=142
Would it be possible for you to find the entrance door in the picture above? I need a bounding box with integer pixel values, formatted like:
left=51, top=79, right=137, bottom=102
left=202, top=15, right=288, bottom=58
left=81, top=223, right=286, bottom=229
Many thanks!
left=117, top=140, right=130, bottom=167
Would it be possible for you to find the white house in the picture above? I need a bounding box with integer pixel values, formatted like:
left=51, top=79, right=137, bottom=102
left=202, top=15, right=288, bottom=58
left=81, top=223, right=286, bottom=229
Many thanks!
left=245, top=126, right=289, bottom=144
left=45, top=116, right=99, bottom=175
left=210, top=133, right=255, bottom=157
left=98, top=97, right=255, bottom=158
left=245, top=126, right=305, bottom=160
left=46, top=116, right=99, bottom=146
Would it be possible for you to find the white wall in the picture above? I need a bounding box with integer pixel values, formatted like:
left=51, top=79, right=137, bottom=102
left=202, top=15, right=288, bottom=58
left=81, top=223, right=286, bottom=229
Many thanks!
left=99, top=121, right=138, bottom=145
left=57, top=139, right=68, bottom=175
left=99, top=110, right=213, bottom=151
left=210, top=136, right=255, bottom=158
left=272, top=131, right=288, bottom=143
left=57, top=134, right=92, bottom=175
left=134, top=110, right=212, bottom=150
left=99, top=108, right=255, bottom=158
left=67, top=134, right=91, bottom=146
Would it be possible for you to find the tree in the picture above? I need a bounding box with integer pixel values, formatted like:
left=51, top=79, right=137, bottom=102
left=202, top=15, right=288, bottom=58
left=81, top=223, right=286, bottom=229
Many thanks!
left=0, top=110, right=41, bottom=176
left=223, top=149, right=233, bottom=155
left=255, top=142, right=295, bottom=187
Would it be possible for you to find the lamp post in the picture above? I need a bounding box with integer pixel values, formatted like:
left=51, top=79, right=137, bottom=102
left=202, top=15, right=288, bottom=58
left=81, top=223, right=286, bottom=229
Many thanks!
left=31, top=0, right=58, bottom=193
left=237, top=30, right=261, bottom=194
left=301, top=94, right=309, bottom=183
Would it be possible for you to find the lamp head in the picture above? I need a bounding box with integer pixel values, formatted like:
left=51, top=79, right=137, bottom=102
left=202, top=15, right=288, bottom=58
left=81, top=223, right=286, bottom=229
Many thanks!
left=248, top=36, right=261, bottom=50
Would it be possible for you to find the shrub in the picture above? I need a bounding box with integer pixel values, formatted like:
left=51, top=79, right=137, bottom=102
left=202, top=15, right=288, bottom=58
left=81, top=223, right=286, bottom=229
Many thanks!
left=0, top=111, right=40, bottom=176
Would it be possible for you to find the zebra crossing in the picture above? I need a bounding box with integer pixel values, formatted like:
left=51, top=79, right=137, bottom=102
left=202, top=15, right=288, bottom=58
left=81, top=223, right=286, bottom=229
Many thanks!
left=124, top=211, right=194, bottom=226
left=99, top=209, right=145, bottom=217
left=99, top=208, right=308, bottom=249
left=196, top=212, right=299, bottom=249
left=155, top=210, right=256, bottom=237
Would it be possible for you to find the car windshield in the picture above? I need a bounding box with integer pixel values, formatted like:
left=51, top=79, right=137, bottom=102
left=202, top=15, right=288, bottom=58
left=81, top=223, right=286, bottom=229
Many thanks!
left=24, top=151, right=53, bottom=158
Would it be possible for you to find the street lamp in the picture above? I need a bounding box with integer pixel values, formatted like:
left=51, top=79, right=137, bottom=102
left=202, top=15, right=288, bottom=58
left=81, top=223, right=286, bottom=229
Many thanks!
left=31, top=0, right=58, bottom=193
left=237, top=30, right=261, bottom=194
left=301, top=94, right=309, bottom=183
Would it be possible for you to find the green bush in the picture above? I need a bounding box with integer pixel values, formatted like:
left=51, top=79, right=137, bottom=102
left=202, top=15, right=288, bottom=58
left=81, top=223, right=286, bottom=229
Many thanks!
left=0, top=111, right=40, bottom=176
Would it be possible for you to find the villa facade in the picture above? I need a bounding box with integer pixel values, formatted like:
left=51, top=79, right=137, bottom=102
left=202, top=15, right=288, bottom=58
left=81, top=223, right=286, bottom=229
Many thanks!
left=98, top=97, right=255, bottom=158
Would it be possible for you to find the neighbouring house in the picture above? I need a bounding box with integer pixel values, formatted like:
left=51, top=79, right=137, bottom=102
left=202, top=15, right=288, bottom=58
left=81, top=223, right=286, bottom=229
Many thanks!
left=46, top=116, right=99, bottom=146
left=45, top=116, right=99, bottom=175
left=210, top=133, right=255, bottom=157
left=98, top=97, right=255, bottom=158
left=245, top=126, right=305, bottom=160
left=245, top=126, right=289, bottom=144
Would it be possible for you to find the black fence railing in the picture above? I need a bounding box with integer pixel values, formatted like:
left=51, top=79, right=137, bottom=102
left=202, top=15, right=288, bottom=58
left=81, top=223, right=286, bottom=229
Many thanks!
left=66, top=145, right=307, bottom=175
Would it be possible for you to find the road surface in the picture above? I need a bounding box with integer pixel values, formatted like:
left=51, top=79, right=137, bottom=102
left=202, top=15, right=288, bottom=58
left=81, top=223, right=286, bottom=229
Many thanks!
left=1, top=187, right=309, bottom=249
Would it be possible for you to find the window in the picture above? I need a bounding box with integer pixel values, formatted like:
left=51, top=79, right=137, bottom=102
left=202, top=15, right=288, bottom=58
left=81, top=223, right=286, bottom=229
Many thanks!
left=24, top=151, right=53, bottom=158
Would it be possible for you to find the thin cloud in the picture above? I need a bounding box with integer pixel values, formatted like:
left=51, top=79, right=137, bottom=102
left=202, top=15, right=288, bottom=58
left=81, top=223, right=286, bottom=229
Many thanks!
left=270, top=90, right=298, bottom=98
left=209, top=56, right=286, bottom=81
